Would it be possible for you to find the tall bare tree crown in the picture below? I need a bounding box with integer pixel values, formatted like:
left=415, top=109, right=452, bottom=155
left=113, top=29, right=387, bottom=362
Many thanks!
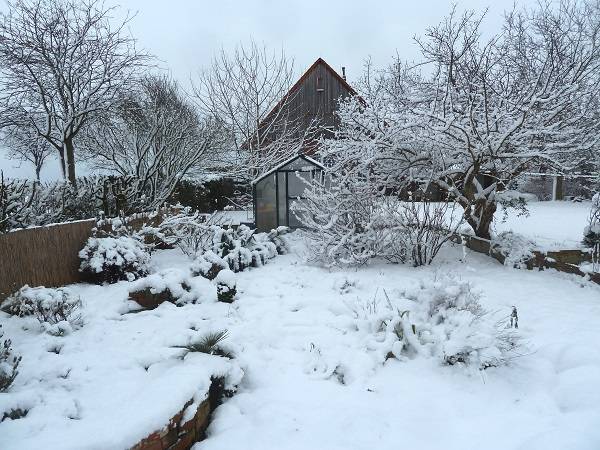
left=0, top=0, right=152, bottom=185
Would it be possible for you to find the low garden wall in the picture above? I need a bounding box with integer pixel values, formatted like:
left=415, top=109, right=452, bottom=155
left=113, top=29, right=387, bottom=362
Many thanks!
left=131, top=377, right=229, bottom=450
left=455, top=234, right=600, bottom=285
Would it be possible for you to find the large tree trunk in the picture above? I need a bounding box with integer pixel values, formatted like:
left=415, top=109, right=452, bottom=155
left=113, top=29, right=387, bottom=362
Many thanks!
left=57, top=147, right=66, bottom=180
left=468, top=199, right=496, bottom=240
left=64, top=138, right=77, bottom=187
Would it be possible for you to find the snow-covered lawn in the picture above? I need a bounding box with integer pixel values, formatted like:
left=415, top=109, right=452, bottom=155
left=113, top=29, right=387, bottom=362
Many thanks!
left=2, top=237, right=600, bottom=450
left=492, top=201, right=591, bottom=249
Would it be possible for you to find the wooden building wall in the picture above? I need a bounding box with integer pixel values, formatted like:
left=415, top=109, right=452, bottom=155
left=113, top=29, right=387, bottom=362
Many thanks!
left=258, top=59, right=356, bottom=148
left=286, top=61, right=354, bottom=136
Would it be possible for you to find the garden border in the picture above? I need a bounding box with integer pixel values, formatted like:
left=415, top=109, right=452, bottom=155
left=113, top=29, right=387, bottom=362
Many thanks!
left=453, top=233, right=600, bottom=285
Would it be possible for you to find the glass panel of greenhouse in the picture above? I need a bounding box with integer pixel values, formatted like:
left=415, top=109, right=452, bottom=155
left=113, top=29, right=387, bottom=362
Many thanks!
left=252, top=155, right=325, bottom=231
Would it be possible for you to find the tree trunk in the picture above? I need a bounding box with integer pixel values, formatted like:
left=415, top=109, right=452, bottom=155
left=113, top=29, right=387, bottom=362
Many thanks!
left=58, top=147, right=66, bottom=180
left=64, top=138, right=77, bottom=187
left=470, top=199, right=496, bottom=240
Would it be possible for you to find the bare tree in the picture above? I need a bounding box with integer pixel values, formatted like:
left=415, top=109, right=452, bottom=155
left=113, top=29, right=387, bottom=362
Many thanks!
left=0, top=0, right=151, bottom=186
left=2, top=128, right=53, bottom=181
left=84, top=75, right=226, bottom=208
left=194, top=41, right=310, bottom=179
left=293, top=0, right=600, bottom=269
left=312, top=1, right=600, bottom=242
left=404, top=2, right=600, bottom=238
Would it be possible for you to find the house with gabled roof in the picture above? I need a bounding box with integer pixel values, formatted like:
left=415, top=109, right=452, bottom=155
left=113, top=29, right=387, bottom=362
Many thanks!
left=251, top=58, right=357, bottom=231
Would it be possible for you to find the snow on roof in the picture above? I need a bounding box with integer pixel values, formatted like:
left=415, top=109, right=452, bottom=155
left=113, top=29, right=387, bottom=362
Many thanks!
left=251, top=154, right=325, bottom=185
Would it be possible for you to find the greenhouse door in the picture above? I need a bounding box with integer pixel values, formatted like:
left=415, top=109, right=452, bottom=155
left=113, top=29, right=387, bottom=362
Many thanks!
left=275, top=170, right=317, bottom=228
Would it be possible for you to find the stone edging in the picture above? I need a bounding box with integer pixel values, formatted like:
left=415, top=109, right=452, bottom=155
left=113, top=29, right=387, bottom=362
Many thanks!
left=453, top=234, right=600, bottom=285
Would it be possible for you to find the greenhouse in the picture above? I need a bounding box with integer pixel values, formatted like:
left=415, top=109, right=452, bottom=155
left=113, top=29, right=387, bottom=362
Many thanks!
left=252, top=154, right=325, bottom=231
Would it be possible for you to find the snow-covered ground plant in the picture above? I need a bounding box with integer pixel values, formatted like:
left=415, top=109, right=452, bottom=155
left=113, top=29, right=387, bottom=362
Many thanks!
left=189, top=229, right=281, bottom=281
left=215, top=270, right=236, bottom=303
left=1, top=286, right=82, bottom=335
left=147, top=209, right=285, bottom=272
left=349, top=275, right=521, bottom=370
left=583, top=193, right=600, bottom=271
left=178, top=330, right=233, bottom=359
left=491, top=231, right=536, bottom=269
left=0, top=324, right=21, bottom=392
left=191, top=250, right=229, bottom=280
left=128, top=268, right=215, bottom=308
left=264, top=226, right=290, bottom=255
left=218, top=225, right=280, bottom=271
left=79, top=235, right=150, bottom=284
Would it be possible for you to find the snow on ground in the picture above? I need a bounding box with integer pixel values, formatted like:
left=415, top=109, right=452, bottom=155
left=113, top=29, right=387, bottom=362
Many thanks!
left=2, top=235, right=600, bottom=450
left=0, top=266, right=243, bottom=450
left=194, top=241, right=600, bottom=450
left=491, top=201, right=592, bottom=249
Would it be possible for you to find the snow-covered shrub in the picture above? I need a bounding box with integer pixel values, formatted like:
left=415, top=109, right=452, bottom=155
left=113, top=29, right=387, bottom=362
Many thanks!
left=379, top=198, right=462, bottom=266
left=0, top=174, right=158, bottom=233
left=215, top=269, right=236, bottom=303
left=491, top=231, right=536, bottom=269
left=148, top=209, right=285, bottom=270
left=583, top=193, right=600, bottom=271
left=0, top=324, right=21, bottom=392
left=191, top=251, right=228, bottom=280
left=293, top=173, right=385, bottom=266
left=152, top=209, right=283, bottom=278
left=349, top=275, right=520, bottom=370
left=402, top=277, right=520, bottom=369
left=1, top=286, right=83, bottom=335
left=140, top=208, right=214, bottom=257
left=128, top=268, right=211, bottom=308
left=265, top=226, right=290, bottom=255
left=213, top=225, right=276, bottom=272
left=496, top=190, right=538, bottom=203
left=79, top=236, right=150, bottom=284
left=295, top=178, right=461, bottom=267
left=0, top=172, right=36, bottom=233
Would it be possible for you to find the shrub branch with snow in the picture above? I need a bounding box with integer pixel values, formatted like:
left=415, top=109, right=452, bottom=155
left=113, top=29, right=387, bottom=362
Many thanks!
left=2, top=286, right=82, bottom=335
left=0, top=324, right=21, bottom=392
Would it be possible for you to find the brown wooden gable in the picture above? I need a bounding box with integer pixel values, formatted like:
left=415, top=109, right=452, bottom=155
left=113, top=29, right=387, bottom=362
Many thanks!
left=259, top=58, right=357, bottom=141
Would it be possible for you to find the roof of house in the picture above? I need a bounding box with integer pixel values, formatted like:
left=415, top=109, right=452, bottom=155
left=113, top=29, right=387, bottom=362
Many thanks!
left=256, top=57, right=358, bottom=138
left=251, top=153, right=325, bottom=185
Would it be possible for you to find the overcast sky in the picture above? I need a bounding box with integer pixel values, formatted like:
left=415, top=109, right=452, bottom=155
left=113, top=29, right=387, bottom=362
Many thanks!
left=0, top=0, right=536, bottom=181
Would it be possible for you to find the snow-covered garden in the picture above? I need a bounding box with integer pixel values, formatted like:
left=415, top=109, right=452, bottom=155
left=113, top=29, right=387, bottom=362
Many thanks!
left=0, top=0, right=600, bottom=448
left=1, top=226, right=600, bottom=450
